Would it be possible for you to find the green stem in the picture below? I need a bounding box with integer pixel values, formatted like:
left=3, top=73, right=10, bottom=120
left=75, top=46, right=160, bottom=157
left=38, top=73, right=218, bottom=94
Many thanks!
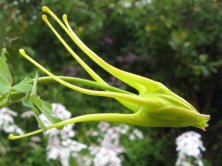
left=9, top=113, right=138, bottom=140
left=38, top=76, right=132, bottom=95
left=41, top=14, right=106, bottom=85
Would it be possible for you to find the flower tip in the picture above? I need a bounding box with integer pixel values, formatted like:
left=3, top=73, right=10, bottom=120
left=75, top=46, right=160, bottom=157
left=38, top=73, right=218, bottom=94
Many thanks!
left=206, top=114, right=210, bottom=121
left=19, top=49, right=26, bottom=56
left=42, top=15, right=48, bottom=21
left=62, top=14, right=67, bottom=20
left=42, top=6, right=49, bottom=12
left=196, top=114, right=210, bottom=131
left=8, top=133, right=15, bottom=140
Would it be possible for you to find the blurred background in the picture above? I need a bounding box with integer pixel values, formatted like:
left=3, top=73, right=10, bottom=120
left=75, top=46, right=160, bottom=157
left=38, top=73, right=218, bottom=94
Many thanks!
left=0, top=0, right=222, bottom=166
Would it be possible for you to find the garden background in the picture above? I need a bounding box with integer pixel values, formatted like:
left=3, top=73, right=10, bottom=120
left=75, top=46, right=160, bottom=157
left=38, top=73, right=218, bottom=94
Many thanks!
left=0, top=0, right=222, bottom=166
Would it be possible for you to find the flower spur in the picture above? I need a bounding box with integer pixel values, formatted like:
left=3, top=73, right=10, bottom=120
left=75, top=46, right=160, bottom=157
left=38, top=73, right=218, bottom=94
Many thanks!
left=9, top=6, right=210, bottom=140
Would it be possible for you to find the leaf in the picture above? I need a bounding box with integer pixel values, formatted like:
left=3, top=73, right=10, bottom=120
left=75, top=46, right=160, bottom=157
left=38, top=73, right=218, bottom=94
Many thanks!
left=0, top=95, right=6, bottom=102
left=22, top=95, right=33, bottom=108
left=31, top=95, right=62, bottom=124
left=31, top=72, right=38, bottom=95
left=22, top=95, right=47, bottom=130
left=0, top=49, right=13, bottom=95
left=22, top=72, right=47, bottom=130
left=12, top=77, right=33, bottom=93
left=0, top=85, right=11, bottom=96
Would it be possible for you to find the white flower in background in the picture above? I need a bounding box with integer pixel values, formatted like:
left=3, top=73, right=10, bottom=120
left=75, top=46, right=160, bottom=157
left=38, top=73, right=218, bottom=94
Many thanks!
left=52, top=103, right=72, bottom=120
left=87, top=122, right=144, bottom=166
left=90, top=146, right=121, bottom=166
left=40, top=103, right=87, bottom=166
left=119, top=0, right=132, bottom=8
left=129, top=129, right=144, bottom=141
left=176, top=131, right=205, bottom=166
left=98, top=121, right=110, bottom=132
left=135, top=0, right=152, bottom=7
left=118, top=125, right=129, bottom=135
left=28, top=136, right=41, bottom=149
left=75, top=155, right=92, bottom=166
left=21, top=110, right=35, bottom=118
left=176, top=131, right=205, bottom=157
left=0, top=107, right=24, bottom=135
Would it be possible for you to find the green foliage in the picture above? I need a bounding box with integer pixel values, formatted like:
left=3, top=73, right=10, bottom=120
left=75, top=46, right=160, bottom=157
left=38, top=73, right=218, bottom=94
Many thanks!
left=0, top=49, right=13, bottom=95
left=12, top=77, right=33, bottom=93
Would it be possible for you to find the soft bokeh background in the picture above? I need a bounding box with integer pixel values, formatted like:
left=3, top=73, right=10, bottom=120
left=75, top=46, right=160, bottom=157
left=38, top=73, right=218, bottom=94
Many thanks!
left=0, top=0, right=222, bottom=165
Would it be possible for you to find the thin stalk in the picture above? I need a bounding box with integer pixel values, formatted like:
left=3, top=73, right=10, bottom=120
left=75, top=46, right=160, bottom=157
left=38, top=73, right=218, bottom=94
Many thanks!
left=38, top=76, right=132, bottom=95
left=41, top=14, right=106, bottom=85
left=42, top=7, right=145, bottom=91
left=41, top=12, right=139, bottom=112
left=9, top=112, right=138, bottom=140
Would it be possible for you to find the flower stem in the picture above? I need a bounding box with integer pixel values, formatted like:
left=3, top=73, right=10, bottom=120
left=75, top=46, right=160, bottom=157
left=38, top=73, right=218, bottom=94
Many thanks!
left=38, top=76, right=132, bottom=94
left=9, top=112, right=138, bottom=140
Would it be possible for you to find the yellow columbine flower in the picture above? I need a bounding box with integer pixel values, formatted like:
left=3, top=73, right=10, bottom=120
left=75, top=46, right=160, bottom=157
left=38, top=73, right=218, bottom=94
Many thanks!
left=9, top=6, right=210, bottom=140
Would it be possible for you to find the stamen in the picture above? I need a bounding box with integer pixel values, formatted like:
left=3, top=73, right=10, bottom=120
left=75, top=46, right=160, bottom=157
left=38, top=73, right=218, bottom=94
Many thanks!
left=19, top=49, right=155, bottom=107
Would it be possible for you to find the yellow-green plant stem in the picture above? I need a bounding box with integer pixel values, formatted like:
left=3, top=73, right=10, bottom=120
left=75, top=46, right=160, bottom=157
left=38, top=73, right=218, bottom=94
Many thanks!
left=19, top=49, right=155, bottom=108
left=9, top=112, right=139, bottom=140
left=38, top=76, right=132, bottom=95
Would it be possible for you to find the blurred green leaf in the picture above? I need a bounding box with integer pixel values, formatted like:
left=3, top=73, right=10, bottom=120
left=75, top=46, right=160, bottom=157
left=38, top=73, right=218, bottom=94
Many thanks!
left=23, top=95, right=47, bottom=130
left=31, top=95, right=62, bottom=124
left=12, top=77, right=33, bottom=93
left=22, top=73, right=46, bottom=130
left=0, top=49, right=12, bottom=95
